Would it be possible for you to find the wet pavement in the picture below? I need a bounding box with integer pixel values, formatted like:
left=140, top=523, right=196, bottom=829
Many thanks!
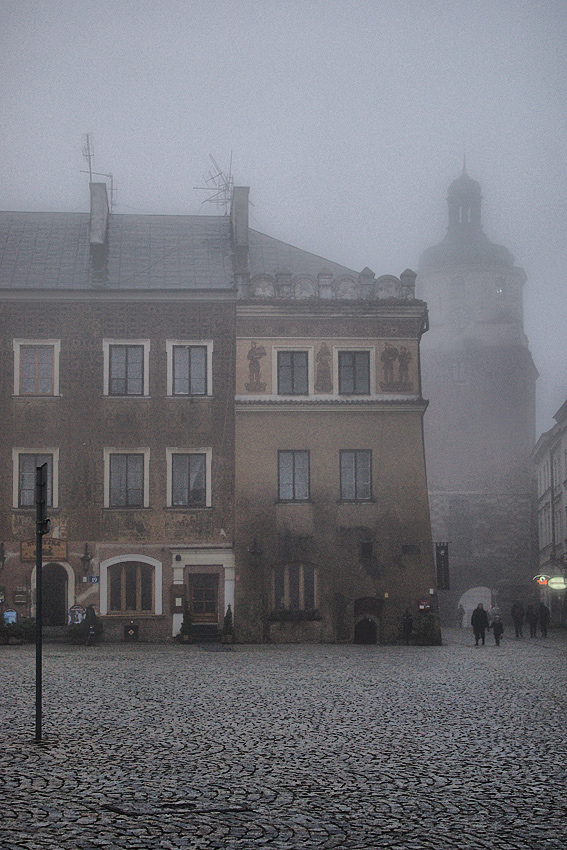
left=1, top=628, right=566, bottom=849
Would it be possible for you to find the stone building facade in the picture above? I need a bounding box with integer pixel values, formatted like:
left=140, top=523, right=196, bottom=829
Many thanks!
left=418, top=167, right=538, bottom=625
left=0, top=182, right=438, bottom=643
left=532, top=399, right=567, bottom=624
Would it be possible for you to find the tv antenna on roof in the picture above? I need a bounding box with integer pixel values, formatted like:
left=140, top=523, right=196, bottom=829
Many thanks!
left=81, top=133, right=116, bottom=212
left=194, top=153, right=234, bottom=215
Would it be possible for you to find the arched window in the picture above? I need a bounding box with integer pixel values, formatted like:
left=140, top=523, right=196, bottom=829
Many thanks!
left=108, top=561, right=154, bottom=613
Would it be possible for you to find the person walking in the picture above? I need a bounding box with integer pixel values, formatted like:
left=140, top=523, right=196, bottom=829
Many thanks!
left=489, top=615, right=504, bottom=646
left=525, top=602, right=539, bottom=638
left=471, top=603, right=489, bottom=646
left=84, top=604, right=98, bottom=646
left=539, top=602, right=550, bottom=638
left=511, top=600, right=525, bottom=639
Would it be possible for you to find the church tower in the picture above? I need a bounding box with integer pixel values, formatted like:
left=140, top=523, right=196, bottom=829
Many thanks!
left=418, top=166, right=538, bottom=623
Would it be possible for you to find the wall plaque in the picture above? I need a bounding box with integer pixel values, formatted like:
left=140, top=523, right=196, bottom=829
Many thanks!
left=20, top=538, right=68, bottom=561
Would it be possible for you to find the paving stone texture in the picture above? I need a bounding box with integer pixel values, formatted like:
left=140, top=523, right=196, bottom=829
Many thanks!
left=1, top=629, right=566, bottom=850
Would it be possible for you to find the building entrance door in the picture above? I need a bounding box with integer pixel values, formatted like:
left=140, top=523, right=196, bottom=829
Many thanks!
left=42, top=563, right=68, bottom=626
left=189, top=574, right=219, bottom=623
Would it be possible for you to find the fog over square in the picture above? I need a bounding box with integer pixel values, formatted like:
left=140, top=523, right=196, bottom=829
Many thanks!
left=1, top=0, right=565, bottom=432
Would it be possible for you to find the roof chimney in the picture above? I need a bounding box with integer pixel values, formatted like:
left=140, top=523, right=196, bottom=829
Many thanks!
left=89, top=182, right=109, bottom=245
left=231, top=186, right=249, bottom=247
left=230, top=186, right=250, bottom=294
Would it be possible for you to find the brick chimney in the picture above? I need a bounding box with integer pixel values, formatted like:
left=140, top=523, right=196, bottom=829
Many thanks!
left=89, top=182, right=109, bottom=245
left=230, top=186, right=250, bottom=294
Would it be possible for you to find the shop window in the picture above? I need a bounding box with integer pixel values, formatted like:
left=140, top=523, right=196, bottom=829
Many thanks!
left=109, top=561, right=154, bottom=613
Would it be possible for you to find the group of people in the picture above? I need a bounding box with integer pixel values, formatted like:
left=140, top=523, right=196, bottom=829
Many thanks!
left=510, top=600, right=550, bottom=639
left=469, top=599, right=551, bottom=646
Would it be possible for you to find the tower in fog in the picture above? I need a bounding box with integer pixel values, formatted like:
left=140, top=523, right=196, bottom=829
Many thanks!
left=418, top=166, right=538, bottom=622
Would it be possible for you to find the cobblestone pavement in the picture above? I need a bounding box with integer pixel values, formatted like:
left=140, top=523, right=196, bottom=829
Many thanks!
left=1, top=629, right=567, bottom=850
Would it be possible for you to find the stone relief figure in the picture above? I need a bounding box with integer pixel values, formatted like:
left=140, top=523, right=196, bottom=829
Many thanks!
left=398, top=346, right=412, bottom=385
left=246, top=341, right=267, bottom=392
left=380, top=343, right=414, bottom=391
left=315, top=343, right=333, bottom=392
left=380, top=343, right=398, bottom=386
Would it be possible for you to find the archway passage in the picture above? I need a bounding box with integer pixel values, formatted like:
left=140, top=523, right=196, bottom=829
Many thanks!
left=42, top=563, right=68, bottom=626
left=354, top=617, right=377, bottom=644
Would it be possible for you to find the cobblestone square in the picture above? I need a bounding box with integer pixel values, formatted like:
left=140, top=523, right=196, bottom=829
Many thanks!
left=2, top=630, right=566, bottom=849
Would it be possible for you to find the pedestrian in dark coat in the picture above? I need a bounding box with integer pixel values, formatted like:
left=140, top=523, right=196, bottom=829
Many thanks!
left=525, top=603, right=539, bottom=638
left=471, top=603, right=489, bottom=646
left=539, top=602, right=550, bottom=638
left=489, top=615, right=504, bottom=646
left=511, top=600, right=525, bottom=638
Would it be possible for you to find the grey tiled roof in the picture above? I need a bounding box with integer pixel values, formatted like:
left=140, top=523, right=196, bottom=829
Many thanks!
left=0, top=211, right=359, bottom=292
left=0, top=212, right=235, bottom=290
left=248, top=230, right=357, bottom=279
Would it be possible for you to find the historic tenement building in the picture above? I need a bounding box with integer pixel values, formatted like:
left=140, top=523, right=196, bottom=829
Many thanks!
left=0, top=182, right=438, bottom=644
left=533, top=400, right=567, bottom=624
left=418, top=167, right=538, bottom=625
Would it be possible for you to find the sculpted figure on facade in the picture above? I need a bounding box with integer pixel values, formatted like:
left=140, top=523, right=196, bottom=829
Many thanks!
left=246, top=341, right=267, bottom=392
left=315, top=343, right=333, bottom=393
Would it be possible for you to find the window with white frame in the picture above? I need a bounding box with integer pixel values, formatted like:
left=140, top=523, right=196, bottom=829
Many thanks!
left=166, top=448, right=212, bottom=507
left=103, top=340, right=150, bottom=396
left=338, top=351, right=370, bottom=394
left=14, top=340, right=60, bottom=396
left=104, top=448, right=150, bottom=508
left=277, top=350, right=309, bottom=395
left=108, top=561, right=154, bottom=613
left=166, top=341, right=212, bottom=396
left=340, top=450, right=372, bottom=501
left=278, top=450, right=310, bottom=501
left=13, top=449, right=59, bottom=508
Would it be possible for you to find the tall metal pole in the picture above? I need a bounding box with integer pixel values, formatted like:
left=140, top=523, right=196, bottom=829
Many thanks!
left=35, top=500, right=43, bottom=743
left=35, top=463, right=50, bottom=744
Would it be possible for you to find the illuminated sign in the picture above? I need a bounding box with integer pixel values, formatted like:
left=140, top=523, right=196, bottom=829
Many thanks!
left=547, top=576, right=567, bottom=590
left=533, top=574, right=550, bottom=586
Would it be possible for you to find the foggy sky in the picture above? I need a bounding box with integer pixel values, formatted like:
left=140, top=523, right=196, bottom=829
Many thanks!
left=1, top=0, right=565, bottom=433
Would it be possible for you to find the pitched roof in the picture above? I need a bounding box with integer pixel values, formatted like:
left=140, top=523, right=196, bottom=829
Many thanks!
left=0, top=211, right=358, bottom=292
left=0, top=211, right=234, bottom=290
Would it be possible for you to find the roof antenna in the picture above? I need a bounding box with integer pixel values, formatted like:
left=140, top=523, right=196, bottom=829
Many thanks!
left=194, top=153, right=234, bottom=215
left=80, top=133, right=116, bottom=212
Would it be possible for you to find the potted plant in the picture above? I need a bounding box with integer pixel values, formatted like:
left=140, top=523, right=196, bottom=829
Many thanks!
left=176, top=604, right=193, bottom=643
left=222, top=604, right=234, bottom=644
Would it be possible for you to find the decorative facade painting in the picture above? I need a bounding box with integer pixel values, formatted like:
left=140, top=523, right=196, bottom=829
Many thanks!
left=246, top=341, right=267, bottom=392
left=380, top=343, right=414, bottom=392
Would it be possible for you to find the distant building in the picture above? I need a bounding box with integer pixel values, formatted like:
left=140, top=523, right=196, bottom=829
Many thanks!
left=0, top=182, right=438, bottom=644
left=533, top=400, right=567, bottom=624
left=418, top=166, right=538, bottom=624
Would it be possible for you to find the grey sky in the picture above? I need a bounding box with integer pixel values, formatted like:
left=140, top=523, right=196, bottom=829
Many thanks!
left=1, top=0, right=565, bottom=432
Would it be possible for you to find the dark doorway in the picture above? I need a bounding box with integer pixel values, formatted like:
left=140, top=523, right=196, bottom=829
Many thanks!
left=189, top=573, right=219, bottom=623
left=42, top=563, right=68, bottom=626
left=354, top=617, right=377, bottom=644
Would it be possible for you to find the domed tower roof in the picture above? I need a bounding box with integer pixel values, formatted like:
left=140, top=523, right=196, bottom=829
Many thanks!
left=419, top=164, right=514, bottom=270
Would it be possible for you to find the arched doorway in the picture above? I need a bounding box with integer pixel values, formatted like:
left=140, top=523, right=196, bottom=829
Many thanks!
left=354, top=617, right=377, bottom=644
left=459, top=586, right=492, bottom=629
left=42, top=563, right=68, bottom=626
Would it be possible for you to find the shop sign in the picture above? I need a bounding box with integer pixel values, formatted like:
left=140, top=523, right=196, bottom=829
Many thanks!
left=533, top=574, right=549, bottom=586
left=547, top=576, right=567, bottom=590
left=21, top=538, right=68, bottom=561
